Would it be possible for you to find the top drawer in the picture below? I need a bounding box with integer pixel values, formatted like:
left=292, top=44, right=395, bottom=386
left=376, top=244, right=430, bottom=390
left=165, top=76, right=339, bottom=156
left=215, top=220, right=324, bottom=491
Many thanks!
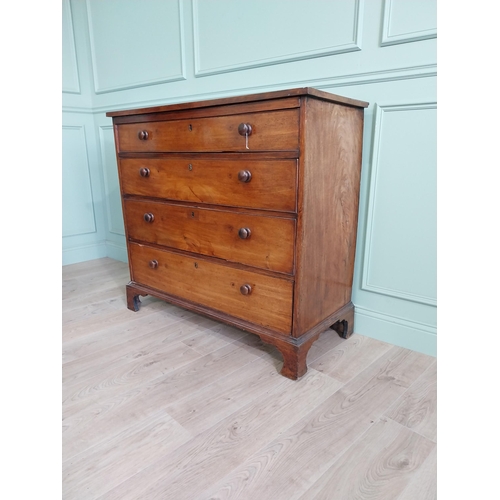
left=116, top=109, right=299, bottom=153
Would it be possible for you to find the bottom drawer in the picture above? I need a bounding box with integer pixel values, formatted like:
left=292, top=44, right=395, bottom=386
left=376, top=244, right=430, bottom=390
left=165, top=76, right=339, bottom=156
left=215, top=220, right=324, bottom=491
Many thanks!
left=129, top=242, right=293, bottom=335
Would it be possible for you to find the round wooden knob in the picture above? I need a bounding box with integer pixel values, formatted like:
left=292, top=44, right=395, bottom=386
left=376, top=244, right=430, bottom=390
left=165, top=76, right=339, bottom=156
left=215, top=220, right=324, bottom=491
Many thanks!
left=238, top=228, right=251, bottom=239
left=240, top=284, right=252, bottom=295
left=143, top=213, right=154, bottom=223
left=148, top=260, right=158, bottom=269
left=237, top=170, right=252, bottom=183
left=238, top=123, right=252, bottom=136
left=139, top=167, right=150, bottom=177
left=138, top=130, right=149, bottom=140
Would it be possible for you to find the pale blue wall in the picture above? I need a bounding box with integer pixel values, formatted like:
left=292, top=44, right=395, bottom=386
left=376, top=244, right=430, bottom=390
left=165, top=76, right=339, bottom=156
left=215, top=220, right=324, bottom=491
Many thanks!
left=62, top=0, right=437, bottom=356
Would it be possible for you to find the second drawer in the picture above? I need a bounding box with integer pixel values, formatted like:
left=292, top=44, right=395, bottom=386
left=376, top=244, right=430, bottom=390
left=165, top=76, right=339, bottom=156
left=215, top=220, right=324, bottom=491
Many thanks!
left=119, top=157, right=297, bottom=213
left=124, top=199, right=296, bottom=274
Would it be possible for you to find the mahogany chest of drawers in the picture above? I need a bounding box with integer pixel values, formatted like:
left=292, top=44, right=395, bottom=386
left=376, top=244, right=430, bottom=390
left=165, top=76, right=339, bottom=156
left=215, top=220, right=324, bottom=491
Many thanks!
left=106, top=87, right=368, bottom=379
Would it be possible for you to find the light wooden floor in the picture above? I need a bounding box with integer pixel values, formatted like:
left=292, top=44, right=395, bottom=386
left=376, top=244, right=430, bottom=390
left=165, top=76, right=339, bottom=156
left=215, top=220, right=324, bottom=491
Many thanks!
left=62, top=258, right=437, bottom=500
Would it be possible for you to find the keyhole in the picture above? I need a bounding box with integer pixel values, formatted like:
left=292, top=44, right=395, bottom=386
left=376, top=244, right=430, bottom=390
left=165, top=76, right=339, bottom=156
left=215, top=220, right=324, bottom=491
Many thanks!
left=188, top=124, right=192, bottom=131
left=191, top=211, right=195, bottom=217
left=194, top=262, right=198, bottom=269
left=188, top=164, right=193, bottom=171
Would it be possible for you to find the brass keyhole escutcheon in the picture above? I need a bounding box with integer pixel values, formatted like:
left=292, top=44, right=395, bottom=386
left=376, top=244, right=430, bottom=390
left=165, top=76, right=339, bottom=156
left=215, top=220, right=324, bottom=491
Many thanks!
left=194, top=262, right=198, bottom=269
left=188, top=164, right=193, bottom=171
left=188, top=124, right=193, bottom=131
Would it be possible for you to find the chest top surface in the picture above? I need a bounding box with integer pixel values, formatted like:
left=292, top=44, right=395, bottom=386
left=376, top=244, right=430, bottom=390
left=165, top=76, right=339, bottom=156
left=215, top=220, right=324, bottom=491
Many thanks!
left=105, top=87, right=369, bottom=118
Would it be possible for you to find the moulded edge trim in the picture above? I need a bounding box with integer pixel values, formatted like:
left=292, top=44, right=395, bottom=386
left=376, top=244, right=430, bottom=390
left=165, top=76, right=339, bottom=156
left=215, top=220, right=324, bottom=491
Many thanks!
left=360, top=102, right=437, bottom=307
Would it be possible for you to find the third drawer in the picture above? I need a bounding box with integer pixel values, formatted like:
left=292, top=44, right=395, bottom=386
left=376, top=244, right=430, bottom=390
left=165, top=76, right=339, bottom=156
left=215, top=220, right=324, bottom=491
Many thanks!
left=124, top=199, right=296, bottom=274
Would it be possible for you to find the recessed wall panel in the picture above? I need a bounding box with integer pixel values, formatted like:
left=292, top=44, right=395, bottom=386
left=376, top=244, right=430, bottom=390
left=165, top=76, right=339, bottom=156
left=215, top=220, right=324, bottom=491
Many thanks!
left=193, top=0, right=363, bottom=76
left=381, top=0, right=436, bottom=46
left=86, top=0, right=185, bottom=93
left=362, top=103, right=437, bottom=305
left=62, top=0, right=81, bottom=93
left=62, top=125, right=96, bottom=237
left=99, top=125, right=125, bottom=236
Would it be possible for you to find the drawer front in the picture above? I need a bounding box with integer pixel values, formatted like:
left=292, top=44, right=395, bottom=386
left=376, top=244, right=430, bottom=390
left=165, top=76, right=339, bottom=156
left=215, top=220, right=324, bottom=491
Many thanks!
left=124, top=200, right=295, bottom=274
left=116, top=109, right=299, bottom=153
left=129, top=243, right=293, bottom=334
left=119, top=158, right=297, bottom=213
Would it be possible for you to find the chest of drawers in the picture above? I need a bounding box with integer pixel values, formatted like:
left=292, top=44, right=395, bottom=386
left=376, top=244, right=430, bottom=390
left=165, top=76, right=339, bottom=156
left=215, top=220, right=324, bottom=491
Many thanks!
left=106, top=87, right=368, bottom=379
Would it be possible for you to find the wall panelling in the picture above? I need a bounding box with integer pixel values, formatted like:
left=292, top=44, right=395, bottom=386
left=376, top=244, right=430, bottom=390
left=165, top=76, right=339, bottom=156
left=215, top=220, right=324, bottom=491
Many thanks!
left=62, top=0, right=437, bottom=355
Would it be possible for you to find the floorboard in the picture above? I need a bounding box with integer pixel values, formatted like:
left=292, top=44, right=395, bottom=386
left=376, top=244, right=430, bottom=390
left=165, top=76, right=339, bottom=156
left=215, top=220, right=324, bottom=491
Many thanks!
left=62, top=258, right=437, bottom=499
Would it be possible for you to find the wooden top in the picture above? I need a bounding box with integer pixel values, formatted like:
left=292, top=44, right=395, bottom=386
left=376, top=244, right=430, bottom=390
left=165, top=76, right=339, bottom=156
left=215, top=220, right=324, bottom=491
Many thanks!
left=105, top=87, right=369, bottom=117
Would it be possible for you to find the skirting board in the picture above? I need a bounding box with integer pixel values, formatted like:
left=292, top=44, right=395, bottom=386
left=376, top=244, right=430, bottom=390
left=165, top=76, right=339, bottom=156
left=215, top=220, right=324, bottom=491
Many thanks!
left=62, top=243, right=437, bottom=359
left=354, top=306, right=436, bottom=357
left=106, top=241, right=128, bottom=263
left=62, top=242, right=107, bottom=266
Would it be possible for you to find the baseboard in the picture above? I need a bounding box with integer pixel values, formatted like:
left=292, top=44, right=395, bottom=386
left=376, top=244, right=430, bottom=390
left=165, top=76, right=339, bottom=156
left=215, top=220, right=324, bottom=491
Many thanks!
left=354, top=306, right=436, bottom=357
left=106, top=241, right=128, bottom=263
left=62, top=242, right=107, bottom=266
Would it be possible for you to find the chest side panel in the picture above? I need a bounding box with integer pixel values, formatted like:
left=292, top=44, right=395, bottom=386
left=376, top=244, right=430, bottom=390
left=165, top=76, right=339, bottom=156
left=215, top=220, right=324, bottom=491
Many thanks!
left=293, top=98, right=364, bottom=337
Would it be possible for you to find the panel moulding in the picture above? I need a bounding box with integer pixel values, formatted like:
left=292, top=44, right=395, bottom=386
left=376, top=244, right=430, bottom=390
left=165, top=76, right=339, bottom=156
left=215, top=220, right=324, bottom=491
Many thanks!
left=361, top=102, right=437, bottom=307
left=380, top=0, right=437, bottom=47
left=62, top=0, right=81, bottom=94
left=192, top=0, right=364, bottom=77
left=62, top=125, right=97, bottom=237
left=92, top=64, right=436, bottom=115
left=86, top=0, right=187, bottom=94
left=99, top=125, right=125, bottom=236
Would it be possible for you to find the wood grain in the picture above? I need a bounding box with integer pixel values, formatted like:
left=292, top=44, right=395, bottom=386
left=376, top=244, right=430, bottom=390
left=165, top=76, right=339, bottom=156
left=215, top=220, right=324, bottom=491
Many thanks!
left=97, top=369, right=342, bottom=500
left=124, top=198, right=296, bottom=274
left=385, top=361, right=437, bottom=442
left=63, top=342, right=261, bottom=462
left=116, top=109, right=299, bottom=153
left=63, top=259, right=436, bottom=500
left=111, top=87, right=368, bottom=378
left=179, top=322, right=248, bottom=355
left=106, top=87, right=368, bottom=118
left=63, top=293, right=178, bottom=338
left=129, top=242, right=294, bottom=334
left=63, top=411, right=191, bottom=500
left=163, top=356, right=288, bottom=435
left=62, top=267, right=130, bottom=301
left=293, top=98, right=364, bottom=336
left=62, top=338, right=202, bottom=411
left=310, top=334, right=393, bottom=383
left=200, top=346, right=434, bottom=500
left=298, top=418, right=436, bottom=500
left=119, top=157, right=298, bottom=212
left=62, top=306, right=194, bottom=364
left=62, top=257, right=126, bottom=279
left=397, top=445, right=437, bottom=500
left=63, top=313, right=219, bottom=386
left=62, top=284, right=126, bottom=311
left=110, top=96, right=301, bottom=122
